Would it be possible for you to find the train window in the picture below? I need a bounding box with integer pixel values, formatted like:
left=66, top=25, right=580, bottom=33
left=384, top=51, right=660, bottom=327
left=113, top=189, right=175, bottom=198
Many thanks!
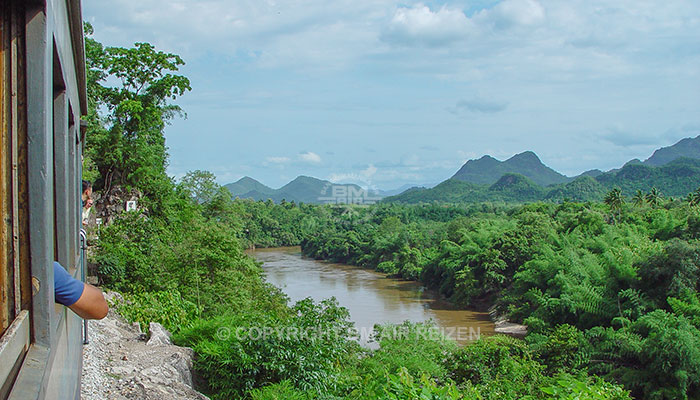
left=0, top=0, right=30, bottom=337
left=0, top=2, right=31, bottom=389
left=0, top=0, right=15, bottom=338
left=1, top=8, right=10, bottom=336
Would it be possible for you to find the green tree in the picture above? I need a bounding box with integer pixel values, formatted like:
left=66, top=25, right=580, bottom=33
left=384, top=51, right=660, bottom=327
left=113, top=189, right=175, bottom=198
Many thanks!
left=632, top=190, right=645, bottom=207
left=645, top=187, right=663, bottom=207
left=604, top=188, right=625, bottom=223
left=687, top=188, right=700, bottom=207
left=84, top=23, right=191, bottom=203
left=180, top=170, right=220, bottom=204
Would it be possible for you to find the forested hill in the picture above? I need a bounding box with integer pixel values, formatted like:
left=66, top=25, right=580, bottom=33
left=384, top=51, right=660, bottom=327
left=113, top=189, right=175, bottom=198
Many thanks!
left=451, top=151, right=569, bottom=186
left=387, top=150, right=700, bottom=204
left=645, top=135, right=700, bottom=166
left=225, top=176, right=275, bottom=197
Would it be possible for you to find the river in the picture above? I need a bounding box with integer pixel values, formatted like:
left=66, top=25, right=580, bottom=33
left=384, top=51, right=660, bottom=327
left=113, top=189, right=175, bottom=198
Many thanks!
left=250, top=246, right=495, bottom=347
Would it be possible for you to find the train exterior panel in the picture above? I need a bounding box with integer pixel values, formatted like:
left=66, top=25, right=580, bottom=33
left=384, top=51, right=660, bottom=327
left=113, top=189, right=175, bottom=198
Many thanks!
left=0, top=0, right=87, bottom=399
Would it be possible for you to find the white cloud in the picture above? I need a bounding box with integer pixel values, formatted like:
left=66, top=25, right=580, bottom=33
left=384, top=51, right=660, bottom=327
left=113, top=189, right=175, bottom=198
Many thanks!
left=86, top=0, right=700, bottom=80
left=86, top=0, right=391, bottom=70
left=382, top=4, right=473, bottom=46
left=299, top=151, right=322, bottom=164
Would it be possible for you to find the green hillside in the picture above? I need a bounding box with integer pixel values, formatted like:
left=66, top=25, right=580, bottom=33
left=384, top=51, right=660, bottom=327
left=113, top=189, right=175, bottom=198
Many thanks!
left=225, top=176, right=274, bottom=196
left=387, top=158, right=700, bottom=204
left=545, top=176, right=607, bottom=202
left=488, top=173, right=545, bottom=201
left=383, top=180, right=486, bottom=203
left=451, top=151, right=570, bottom=186
left=645, top=135, right=700, bottom=166
left=385, top=174, right=544, bottom=204
left=596, top=157, right=700, bottom=197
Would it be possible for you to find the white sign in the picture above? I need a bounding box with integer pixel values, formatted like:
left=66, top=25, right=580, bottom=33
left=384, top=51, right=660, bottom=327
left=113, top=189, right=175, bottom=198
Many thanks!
left=126, top=201, right=137, bottom=212
left=96, top=218, right=103, bottom=226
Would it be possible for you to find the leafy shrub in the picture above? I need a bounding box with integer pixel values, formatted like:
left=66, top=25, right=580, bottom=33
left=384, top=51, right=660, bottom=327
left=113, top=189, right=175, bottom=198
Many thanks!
left=526, top=373, right=631, bottom=400
left=112, top=290, right=200, bottom=334
left=527, top=324, right=588, bottom=373
left=379, top=368, right=465, bottom=400
left=366, top=321, right=457, bottom=379
left=249, top=381, right=314, bottom=400
left=175, top=298, right=357, bottom=399
left=446, top=335, right=545, bottom=398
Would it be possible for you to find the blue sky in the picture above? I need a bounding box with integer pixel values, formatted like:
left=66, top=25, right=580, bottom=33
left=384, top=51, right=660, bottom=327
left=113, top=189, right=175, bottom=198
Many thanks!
left=84, top=0, right=700, bottom=190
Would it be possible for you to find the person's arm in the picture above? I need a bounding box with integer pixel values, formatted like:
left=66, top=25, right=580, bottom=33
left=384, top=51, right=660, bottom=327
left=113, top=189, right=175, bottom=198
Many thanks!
left=54, top=261, right=109, bottom=319
left=68, top=283, right=109, bottom=320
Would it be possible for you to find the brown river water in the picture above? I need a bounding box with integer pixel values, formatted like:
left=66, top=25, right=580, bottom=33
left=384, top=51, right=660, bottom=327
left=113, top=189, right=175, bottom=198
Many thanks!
left=250, top=246, right=495, bottom=347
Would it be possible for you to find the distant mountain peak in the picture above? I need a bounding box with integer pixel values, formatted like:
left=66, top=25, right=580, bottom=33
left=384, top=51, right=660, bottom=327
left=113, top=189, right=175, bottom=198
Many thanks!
left=452, top=150, right=569, bottom=187
left=225, top=176, right=274, bottom=196
left=291, top=175, right=321, bottom=182
left=236, top=176, right=259, bottom=183
left=644, top=135, right=700, bottom=166
left=478, top=155, right=498, bottom=161
left=508, top=151, right=540, bottom=162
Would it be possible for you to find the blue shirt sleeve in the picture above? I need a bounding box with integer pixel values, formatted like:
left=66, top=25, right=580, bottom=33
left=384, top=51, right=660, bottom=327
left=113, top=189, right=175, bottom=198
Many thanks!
left=54, top=261, right=84, bottom=306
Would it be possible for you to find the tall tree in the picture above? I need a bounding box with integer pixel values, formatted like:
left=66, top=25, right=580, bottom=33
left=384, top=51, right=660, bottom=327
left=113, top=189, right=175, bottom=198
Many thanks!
left=632, top=190, right=645, bottom=207
left=180, top=170, right=219, bottom=204
left=646, top=187, right=663, bottom=207
left=83, top=23, right=191, bottom=201
left=688, top=188, right=700, bottom=207
left=604, top=188, right=625, bottom=224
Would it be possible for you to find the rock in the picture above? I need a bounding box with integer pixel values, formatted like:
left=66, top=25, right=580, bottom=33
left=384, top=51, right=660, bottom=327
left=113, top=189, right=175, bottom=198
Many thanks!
left=147, top=322, right=172, bottom=346
left=494, top=321, right=528, bottom=337
left=93, top=185, right=147, bottom=226
left=489, top=305, right=528, bottom=338
left=82, top=292, right=209, bottom=399
left=104, top=291, right=124, bottom=304
left=170, top=350, right=196, bottom=387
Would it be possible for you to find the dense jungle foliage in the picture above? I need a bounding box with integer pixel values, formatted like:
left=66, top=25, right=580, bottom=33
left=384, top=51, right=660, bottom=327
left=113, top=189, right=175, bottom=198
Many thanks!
left=301, top=198, right=700, bottom=399
left=84, top=25, right=700, bottom=399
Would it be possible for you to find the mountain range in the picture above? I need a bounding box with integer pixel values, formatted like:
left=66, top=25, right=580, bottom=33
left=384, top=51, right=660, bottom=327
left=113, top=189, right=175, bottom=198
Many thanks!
left=387, top=135, right=700, bottom=203
left=226, top=135, right=700, bottom=204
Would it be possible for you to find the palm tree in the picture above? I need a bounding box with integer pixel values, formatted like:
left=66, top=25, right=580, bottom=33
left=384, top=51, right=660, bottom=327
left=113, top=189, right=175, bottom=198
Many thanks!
left=688, top=188, right=700, bottom=207
left=632, top=190, right=645, bottom=207
left=604, top=188, right=625, bottom=212
left=645, top=187, right=662, bottom=207
left=604, top=188, right=625, bottom=223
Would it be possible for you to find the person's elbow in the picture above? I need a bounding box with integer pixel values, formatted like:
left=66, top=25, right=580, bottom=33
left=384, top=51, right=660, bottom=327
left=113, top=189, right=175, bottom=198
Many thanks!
left=89, top=295, right=109, bottom=320
left=69, top=284, right=109, bottom=320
